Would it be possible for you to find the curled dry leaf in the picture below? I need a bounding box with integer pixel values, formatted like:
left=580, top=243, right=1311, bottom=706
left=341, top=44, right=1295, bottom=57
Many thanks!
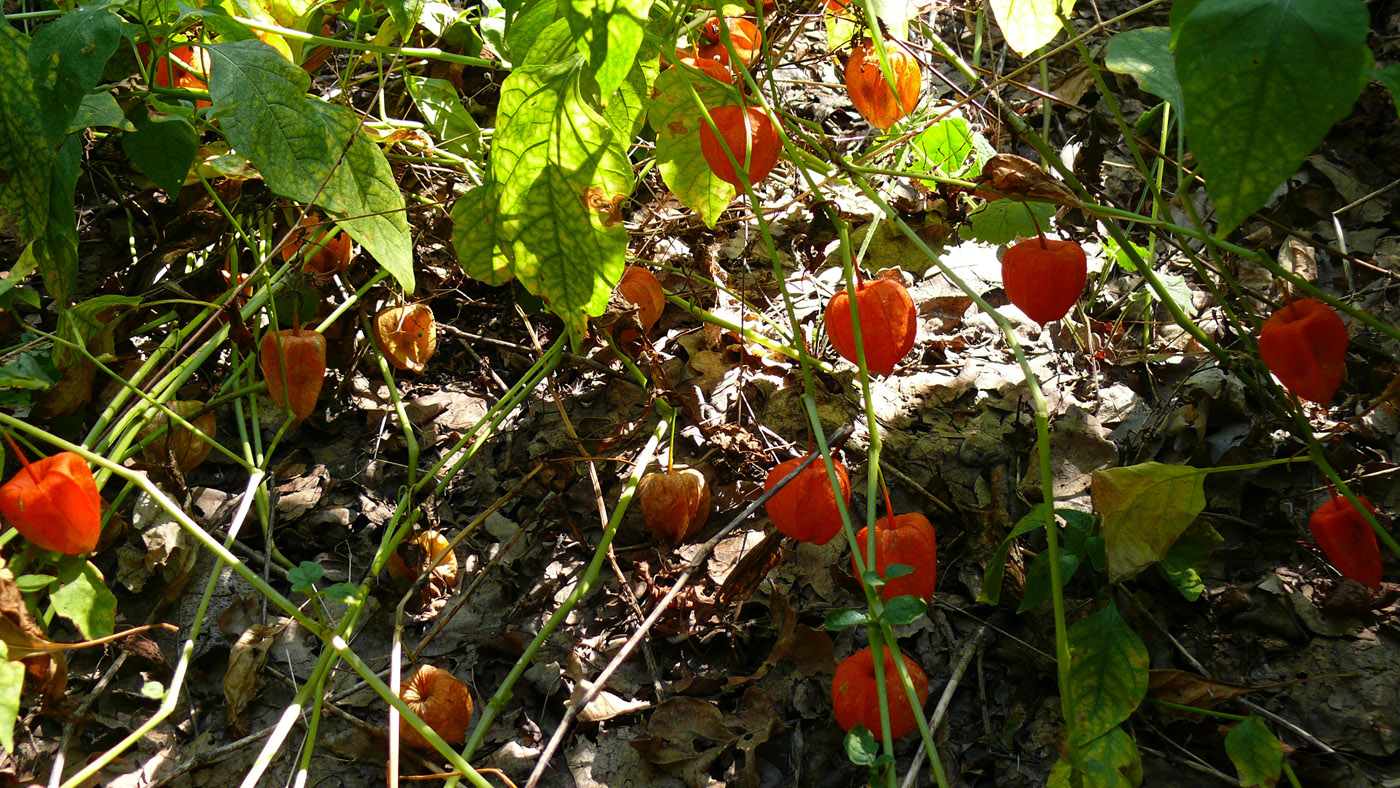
left=138, top=400, right=217, bottom=471
left=374, top=303, right=439, bottom=374
left=638, top=467, right=711, bottom=547
left=281, top=216, right=352, bottom=280
left=224, top=621, right=288, bottom=735
left=399, top=664, right=473, bottom=749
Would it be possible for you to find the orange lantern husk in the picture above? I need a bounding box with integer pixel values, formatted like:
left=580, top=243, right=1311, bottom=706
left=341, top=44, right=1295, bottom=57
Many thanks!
left=259, top=329, right=327, bottom=427
left=0, top=436, right=102, bottom=555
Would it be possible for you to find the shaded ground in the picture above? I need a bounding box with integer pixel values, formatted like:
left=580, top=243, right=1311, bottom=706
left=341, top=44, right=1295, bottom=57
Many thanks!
left=9, top=2, right=1400, bottom=787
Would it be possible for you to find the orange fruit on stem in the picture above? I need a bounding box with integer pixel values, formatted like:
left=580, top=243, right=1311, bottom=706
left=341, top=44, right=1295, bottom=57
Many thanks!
left=259, top=329, right=327, bottom=427
left=1257, top=297, right=1347, bottom=405
left=281, top=217, right=353, bottom=280
left=638, top=468, right=711, bottom=547
left=699, top=105, right=781, bottom=189
left=845, top=39, right=921, bottom=130
left=824, top=276, right=917, bottom=377
left=1309, top=495, right=1382, bottom=588
left=398, top=665, right=473, bottom=749
left=853, top=511, right=937, bottom=601
left=0, top=438, right=102, bottom=555
left=764, top=454, right=850, bottom=544
left=385, top=529, right=459, bottom=589
left=672, top=50, right=733, bottom=83
left=1001, top=237, right=1087, bottom=324
left=701, top=17, right=762, bottom=65
left=374, top=304, right=438, bottom=374
left=831, top=647, right=929, bottom=741
left=614, top=267, right=666, bottom=339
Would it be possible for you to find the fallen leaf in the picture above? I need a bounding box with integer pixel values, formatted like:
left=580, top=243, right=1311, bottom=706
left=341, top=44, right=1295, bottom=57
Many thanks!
left=224, top=621, right=289, bottom=735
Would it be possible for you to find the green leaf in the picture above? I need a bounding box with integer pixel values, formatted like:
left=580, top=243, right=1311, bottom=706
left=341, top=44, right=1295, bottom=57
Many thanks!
left=1017, top=548, right=1079, bottom=613
left=491, top=58, right=632, bottom=345
left=206, top=39, right=414, bottom=293
left=959, top=200, right=1055, bottom=245
left=382, top=0, right=428, bottom=38
left=883, top=563, right=914, bottom=580
left=978, top=502, right=1055, bottom=606
left=31, top=134, right=83, bottom=306
left=649, top=65, right=738, bottom=228
left=1049, top=726, right=1144, bottom=788
left=1373, top=65, right=1400, bottom=122
left=908, top=117, right=987, bottom=181
left=50, top=559, right=117, bottom=640
left=1225, top=715, right=1283, bottom=788
left=1103, top=27, right=1181, bottom=110
left=122, top=104, right=198, bottom=197
left=12, top=574, right=55, bottom=593
left=69, top=91, right=132, bottom=133
left=1066, top=605, right=1147, bottom=745
left=825, top=607, right=868, bottom=632
left=561, top=0, right=652, bottom=99
left=141, top=680, right=165, bottom=699
left=503, top=0, right=560, bottom=64
left=405, top=75, right=483, bottom=162
left=0, top=642, right=23, bottom=753
left=602, top=51, right=652, bottom=141
left=988, top=0, right=1076, bottom=57
left=27, top=4, right=122, bottom=146
left=323, top=582, right=359, bottom=602
left=843, top=725, right=878, bottom=766
left=1157, top=522, right=1222, bottom=601
left=865, top=0, right=915, bottom=39
left=1156, top=272, right=1193, bottom=314
left=1092, top=462, right=1206, bottom=584
left=0, top=23, right=52, bottom=242
left=287, top=561, right=324, bottom=592
left=1100, top=235, right=1148, bottom=273
left=451, top=181, right=514, bottom=284
left=1174, top=0, right=1370, bottom=234
left=0, top=350, right=57, bottom=393
left=882, top=596, right=927, bottom=626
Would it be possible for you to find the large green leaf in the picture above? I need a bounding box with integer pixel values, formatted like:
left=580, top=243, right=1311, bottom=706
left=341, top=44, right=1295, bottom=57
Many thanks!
left=451, top=181, right=514, bottom=285
left=50, top=558, right=117, bottom=640
left=490, top=58, right=633, bottom=344
left=649, top=66, right=737, bottom=228
left=27, top=4, right=122, bottom=146
left=1104, top=27, right=1181, bottom=110
left=1225, top=715, right=1282, bottom=788
left=122, top=105, right=199, bottom=197
left=381, top=0, right=428, bottom=38
left=1049, top=726, right=1143, bottom=788
left=988, top=0, right=1075, bottom=57
left=561, top=0, right=652, bottom=99
left=1092, top=462, right=1206, bottom=583
left=1066, top=604, right=1147, bottom=745
left=206, top=39, right=413, bottom=292
left=0, top=23, right=52, bottom=243
left=1174, top=0, right=1369, bottom=234
left=29, top=135, right=84, bottom=307
left=405, top=74, right=483, bottom=163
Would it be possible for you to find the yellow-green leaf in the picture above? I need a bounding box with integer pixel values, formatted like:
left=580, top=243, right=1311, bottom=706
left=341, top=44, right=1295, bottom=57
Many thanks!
left=988, top=0, right=1076, bottom=57
left=1093, top=462, right=1206, bottom=583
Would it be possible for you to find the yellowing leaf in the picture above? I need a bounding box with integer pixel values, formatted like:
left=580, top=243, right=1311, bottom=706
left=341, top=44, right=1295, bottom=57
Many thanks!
left=989, top=0, right=1076, bottom=57
left=1092, top=462, right=1205, bottom=583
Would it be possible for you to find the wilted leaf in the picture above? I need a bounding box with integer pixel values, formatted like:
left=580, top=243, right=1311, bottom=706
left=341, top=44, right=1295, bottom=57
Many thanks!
left=1067, top=605, right=1148, bottom=745
left=1093, top=462, right=1206, bottom=583
left=1225, top=715, right=1282, bottom=788
left=1147, top=669, right=1257, bottom=713
left=224, top=621, right=288, bottom=735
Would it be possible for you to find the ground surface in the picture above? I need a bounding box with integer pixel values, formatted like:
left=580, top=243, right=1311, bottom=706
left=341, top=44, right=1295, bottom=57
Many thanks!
left=7, top=1, right=1400, bottom=787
